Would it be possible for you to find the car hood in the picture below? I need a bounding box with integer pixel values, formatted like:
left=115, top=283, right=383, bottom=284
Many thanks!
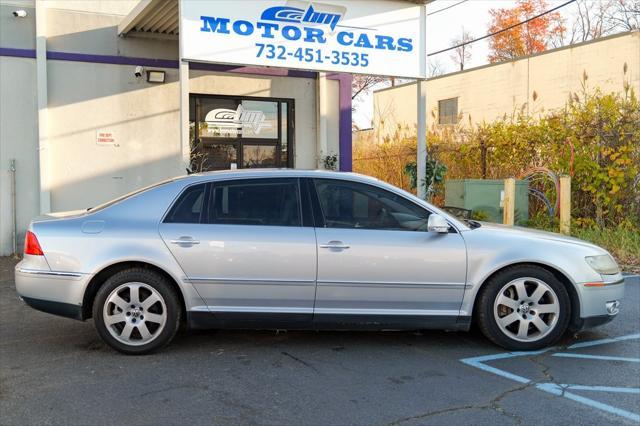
left=471, top=222, right=603, bottom=251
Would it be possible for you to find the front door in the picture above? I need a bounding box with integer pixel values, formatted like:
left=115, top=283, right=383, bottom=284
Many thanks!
left=310, top=178, right=467, bottom=324
left=190, top=95, right=294, bottom=172
left=159, top=178, right=316, bottom=324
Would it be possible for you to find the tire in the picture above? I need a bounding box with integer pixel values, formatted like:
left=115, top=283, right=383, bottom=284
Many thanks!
left=93, top=268, right=181, bottom=355
left=476, top=265, right=571, bottom=351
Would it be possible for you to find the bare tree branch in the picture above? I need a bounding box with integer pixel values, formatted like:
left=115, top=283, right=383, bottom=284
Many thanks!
left=450, top=27, right=473, bottom=71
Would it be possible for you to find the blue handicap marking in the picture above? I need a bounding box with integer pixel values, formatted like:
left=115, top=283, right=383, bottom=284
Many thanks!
left=460, top=333, right=640, bottom=423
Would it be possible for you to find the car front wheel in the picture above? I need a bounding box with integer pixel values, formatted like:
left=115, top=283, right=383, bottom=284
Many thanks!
left=93, top=268, right=181, bottom=355
left=476, top=265, right=571, bottom=351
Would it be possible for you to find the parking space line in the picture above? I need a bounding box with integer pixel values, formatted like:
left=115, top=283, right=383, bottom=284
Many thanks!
left=536, top=383, right=640, bottom=423
left=567, top=333, right=640, bottom=349
left=553, top=353, right=640, bottom=362
left=460, top=333, right=640, bottom=422
left=559, top=385, right=640, bottom=394
left=460, top=349, right=548, bottom=384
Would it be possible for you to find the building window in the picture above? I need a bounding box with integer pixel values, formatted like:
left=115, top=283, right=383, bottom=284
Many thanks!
left=438, top=98, right=458, bottom=125
left=190, top=94, right=294, bottom=172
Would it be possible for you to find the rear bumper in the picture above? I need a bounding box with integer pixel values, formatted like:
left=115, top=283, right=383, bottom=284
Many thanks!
left=21, top=296, right=83, bottom=320
left=15, top=263, right=89, bottom=320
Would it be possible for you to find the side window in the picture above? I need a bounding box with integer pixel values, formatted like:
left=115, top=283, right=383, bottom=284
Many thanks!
left=207, top=179, right=301, bottom=227
left=164, top=184, right=206, bottom=224
left=313, top=179, right=431, bottom=231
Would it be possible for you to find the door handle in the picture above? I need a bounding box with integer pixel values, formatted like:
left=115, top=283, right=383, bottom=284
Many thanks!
left=170, top=237, right=200, bottom=246
left=320, top=241, right=350, bottom=250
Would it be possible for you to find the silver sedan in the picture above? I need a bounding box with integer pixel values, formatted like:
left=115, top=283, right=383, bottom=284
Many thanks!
left=15, top=170, right=625, bottom=354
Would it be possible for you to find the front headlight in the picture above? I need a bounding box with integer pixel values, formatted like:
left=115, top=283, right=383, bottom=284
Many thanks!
left=585, top=254, right=620, bottom=275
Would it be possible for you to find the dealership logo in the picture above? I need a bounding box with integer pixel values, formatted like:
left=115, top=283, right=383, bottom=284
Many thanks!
left=198, top=1, right=414, bottom=53
left=205, top=105, right=272, bottom=135
left=260, top=2, right=346, bottom=30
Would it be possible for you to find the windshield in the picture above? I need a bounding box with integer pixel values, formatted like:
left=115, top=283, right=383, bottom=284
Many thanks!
left=87, top=179, right=174, bottom=212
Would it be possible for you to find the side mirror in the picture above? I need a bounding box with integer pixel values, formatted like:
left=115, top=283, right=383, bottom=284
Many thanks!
left=427, top=214, right=450, bottom=233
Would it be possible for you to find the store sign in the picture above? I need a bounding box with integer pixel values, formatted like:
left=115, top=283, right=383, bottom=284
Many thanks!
left=180, top=0, right=425, bottom=78
left=204, top=104, right=272, bottom=136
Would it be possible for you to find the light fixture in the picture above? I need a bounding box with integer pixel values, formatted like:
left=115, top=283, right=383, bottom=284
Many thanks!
left=13, top=9, right=28, bottom=18
left=146, top=70, right=165, bottom=83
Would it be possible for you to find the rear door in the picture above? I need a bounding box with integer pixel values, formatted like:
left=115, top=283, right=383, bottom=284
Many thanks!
left=159, top=178, right=317, bottom=323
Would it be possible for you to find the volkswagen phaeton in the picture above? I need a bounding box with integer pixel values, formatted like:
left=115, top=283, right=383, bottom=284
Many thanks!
left=15, top=170, right=624, bottom=354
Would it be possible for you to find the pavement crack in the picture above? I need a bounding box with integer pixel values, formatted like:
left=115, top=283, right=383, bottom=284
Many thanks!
left=487, top=382, right=532, bottom=425
left=281, top=351, right=319, bottom=373
left=387, top=404, right=482, bottom=425
left=529, top=354, right=557, bottom=384
left=388, top=382, right=531, bottom=425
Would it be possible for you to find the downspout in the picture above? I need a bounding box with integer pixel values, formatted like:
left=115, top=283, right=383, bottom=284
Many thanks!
left=10, top=159, right=17, bottom=255
left=35, top=0, right=51, bottom=213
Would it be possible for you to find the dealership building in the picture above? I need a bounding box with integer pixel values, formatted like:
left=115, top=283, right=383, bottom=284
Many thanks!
left=0, top=0, right=429, bottom=255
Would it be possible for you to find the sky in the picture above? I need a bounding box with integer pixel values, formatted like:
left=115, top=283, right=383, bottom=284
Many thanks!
left=352, top=0, right=575, bottom=128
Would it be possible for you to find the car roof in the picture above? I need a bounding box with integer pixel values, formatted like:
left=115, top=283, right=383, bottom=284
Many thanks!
left=177, top=169, right=469, bottom=231
left=180, top=169, right=382, bottom=184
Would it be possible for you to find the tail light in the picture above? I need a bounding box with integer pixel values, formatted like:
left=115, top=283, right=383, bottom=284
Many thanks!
left=24, top=231, right=44, bottom=256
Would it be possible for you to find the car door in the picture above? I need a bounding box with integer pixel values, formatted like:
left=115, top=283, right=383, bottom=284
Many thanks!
left=159, top=178, right=317, bottom=324
left=310, top=178, right=467, bottom=324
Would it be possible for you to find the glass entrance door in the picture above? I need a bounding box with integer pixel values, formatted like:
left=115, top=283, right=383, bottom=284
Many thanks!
left=189, top=94, right=294, bottom=172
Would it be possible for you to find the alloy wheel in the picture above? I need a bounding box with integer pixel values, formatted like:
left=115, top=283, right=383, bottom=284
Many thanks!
left=103, top=282, right=167, bottom=346
left=493, top=277, right=560, bottom=342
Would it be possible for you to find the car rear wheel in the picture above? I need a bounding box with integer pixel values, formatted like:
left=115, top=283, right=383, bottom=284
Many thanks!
left=93, top=268, right=181, bottom=355
left=476, top=265, right=571, bottom=350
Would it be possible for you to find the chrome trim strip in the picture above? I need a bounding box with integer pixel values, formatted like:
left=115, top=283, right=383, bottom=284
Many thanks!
left=604, top=278, right=625, bottom=285
left=204, top=306, right=313, bottom=314
left=192, top=306, right=459, bottom=316
left=16, top=268, right=83, bottom=278
left=318, top=280, right=467, bottom=289
left=313, top=308, right=461, bottom=316
left=187, top=277, right=316, bottom=286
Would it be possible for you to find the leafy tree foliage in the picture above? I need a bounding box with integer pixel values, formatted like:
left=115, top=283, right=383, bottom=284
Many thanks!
left=487, top=0, right=566, bottom=62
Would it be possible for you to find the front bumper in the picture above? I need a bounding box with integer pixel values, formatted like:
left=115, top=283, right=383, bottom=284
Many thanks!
left=574, top=273, right=625, bottom=330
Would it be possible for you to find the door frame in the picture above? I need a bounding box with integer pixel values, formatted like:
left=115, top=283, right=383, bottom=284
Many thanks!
left=303, top=177, right=469, bottom=330
left=190, top=93, right=296, bottom=170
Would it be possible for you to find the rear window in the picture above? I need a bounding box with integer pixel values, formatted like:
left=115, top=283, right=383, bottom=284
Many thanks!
left=164, top=184, right=206, bottom=224
left=88, top=179, right=174, bottom=213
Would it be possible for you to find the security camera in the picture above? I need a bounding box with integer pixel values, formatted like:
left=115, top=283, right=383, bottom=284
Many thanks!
left=134, top=66, right=144, bottom=78
left=13, top=10, right=28, bottom=18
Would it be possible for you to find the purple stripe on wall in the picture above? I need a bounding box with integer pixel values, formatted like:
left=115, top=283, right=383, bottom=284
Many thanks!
left=190, top=62, right=317, bottom=79
left=0, top=47, right=36, bottom=58
left=47, top=50, right=179, bottom=68
left=0, top=47, right=352, bottom=171
left=327, top=73, right=353, bottom=172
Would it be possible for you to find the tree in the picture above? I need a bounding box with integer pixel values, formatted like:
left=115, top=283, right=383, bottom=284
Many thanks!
left=351, top=75, right=387, bottom=102
left=428, top=58, right=446, bottom=77
left=450, top=27, right=473, bottom=71
left=604, top=0, right=640, bottom=31
left=569, top=0, right=615, bottom=43
left=487, top=0, right=566, bottom=62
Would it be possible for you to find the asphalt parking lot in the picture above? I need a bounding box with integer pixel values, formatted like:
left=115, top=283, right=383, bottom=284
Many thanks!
left=1, top=256, right=638, bottom=425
